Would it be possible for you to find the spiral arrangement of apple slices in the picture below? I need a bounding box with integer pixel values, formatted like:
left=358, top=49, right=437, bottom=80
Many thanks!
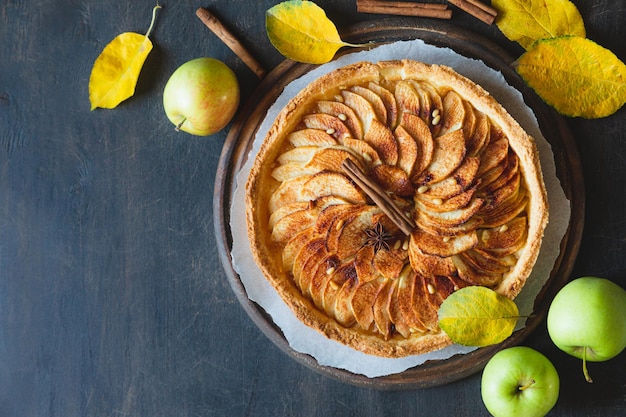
left=247, top=60, right=546, bottom=357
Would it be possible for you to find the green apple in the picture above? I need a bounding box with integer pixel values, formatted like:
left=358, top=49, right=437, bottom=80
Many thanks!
left=481, top=346, right=559, bottom=417
left=547, top=276, right=626, bottom=382
left=163, top=57, right=239, bottom=136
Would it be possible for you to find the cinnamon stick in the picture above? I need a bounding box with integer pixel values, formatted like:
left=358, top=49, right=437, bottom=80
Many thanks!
left=447, top=0, right=497, bottom=24
left=196, top=7, right=266, bottom=79
left=357, top=0, right=452, bottom=19
left=465, top=0, right=498, bottom=17
left=341, top=159, right=416, bottom=236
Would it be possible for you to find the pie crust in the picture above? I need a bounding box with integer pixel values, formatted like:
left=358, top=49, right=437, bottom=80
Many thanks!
left=246, top=60, right=548, bottom=357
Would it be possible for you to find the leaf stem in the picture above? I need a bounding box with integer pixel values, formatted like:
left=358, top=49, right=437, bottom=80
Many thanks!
left=582, top=346, right=593, bottom=383
left=145, top=3, right=162, bottom=38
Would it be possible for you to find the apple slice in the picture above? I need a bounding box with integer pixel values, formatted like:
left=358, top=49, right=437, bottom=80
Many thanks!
left=333, top=268, right=360, bottom=327
left=305, top=146, right=365, bottom=174
left=364, top=119, right=399, bottom=166
left=303, top=113, right=352, bottom=142
left=373, top=246, right=406, bottom=280
left=451, top=253, right=502, bottom=287
left=341, top=89, right=377, bottom=133
left=287, top=128, right=338, bottom=147
left=268, top=175, right=312, bottom=213
left=350, top=276, right=386, bottom=331
left=417, top=156, right=480, bottom=200
left=298, top=243, right=334, bottom=300
left=480, top=193, right=528, bottom=229
left=466, top=112, right=490, bottom=156
left=277, top=146, right=320, bottom=164
left=314, top=203, right=366, bottom=235
left=411, top=228, right=478, bottom=257
left=415, top=213, right=483, bottom=238
left=321, top=263, right=357, bottom=323
left=408, top=236, right=457, bottom=277
left=372, top=278, right=395, bottom=339
left=269, top=201, right=310, bottom=229
left=271, top=163, right=318, bottom=182
left=342, top=137, right=382, bottom=167
left=415, top=182, right=479, bottom=213
left=351, top=85, right=388, bottom=125
left=478, top=216, right=528, bottom=255
left=395, top=80, right=422, bottom=116
left=439, top=90, right=465, bottom=135
left=307, top=254, right=340, bottom=309
left=301, top=171, right=368, bottom=204
left=282, top=229, right=316, bottom=272
left=460, top=249, right=511, bottom=274
left=415, top=129, right=467, bottom=186
left=480, top=151, right=519, bottom=195
left=273, top=197, right=353, bottom=262
left=394, top=125, right=418, bottom=177
left=399, top=113, right=434, bottom=179
left=421, top=82, right=444, bottom=136
left=329, top=205, right=381, bottom=257
left=292, top=237, right=326, bottom=291
left=477, top=137, right=509, bottom=176
left=316, top=100, right=364, bottom=140
left=408, top=80, right=433, bottom=122
left=370, top=164, right=414, bottom=197
left=410, top=273, right=439, bottom=331
left=481, top=169, right=521, bottom=212
left=415, top=196, right=484, bottom=227
left=462, top=100, right=477, bottom=142
left=390, top=267, right=428, bottom=336
left=423, top=275, right=453, bottom=310
left=367, top=82, right=399, bottom=129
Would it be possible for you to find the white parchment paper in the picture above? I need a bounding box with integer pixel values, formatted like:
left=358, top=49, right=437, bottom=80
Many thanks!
left=229, top=39, right=571, bottom=378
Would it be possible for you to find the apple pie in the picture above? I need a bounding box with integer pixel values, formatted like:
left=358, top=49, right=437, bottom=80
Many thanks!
left=245, top=60, right=548, bottom=358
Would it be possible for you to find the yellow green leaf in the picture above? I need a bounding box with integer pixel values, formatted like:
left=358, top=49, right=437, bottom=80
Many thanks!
left=438, top=286, right=519, bottom=347
left=89, top=5, right=161, bottom=110
left=266, top=0, right=355, bottom=64
left=493, top=0, right=585, bottom=50
left=516, top=36, right=626, bottom=118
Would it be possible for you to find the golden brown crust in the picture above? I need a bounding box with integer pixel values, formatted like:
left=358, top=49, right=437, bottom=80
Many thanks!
left=246, top=60, right=548, bottom=358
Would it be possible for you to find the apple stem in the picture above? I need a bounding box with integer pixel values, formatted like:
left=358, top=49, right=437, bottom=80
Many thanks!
left=582, top=346, right=593, bottom=383
left=175, top=118, right=186, bottom=132
left=518, top=379, right=535, bottom=391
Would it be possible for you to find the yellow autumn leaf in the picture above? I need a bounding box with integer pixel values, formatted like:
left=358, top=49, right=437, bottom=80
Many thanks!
left=493, top=0, right=585, bottom=50
left=438, top=286, right=519, bottom=347
left=266, top=0, right=357, bottom=64
left=89, top=5, right=161, bottom=110
left=516, top=36, right=626, bottom=118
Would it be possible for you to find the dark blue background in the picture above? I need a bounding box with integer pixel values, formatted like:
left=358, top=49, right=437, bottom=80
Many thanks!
left=1, top=1, right=624, bottom=415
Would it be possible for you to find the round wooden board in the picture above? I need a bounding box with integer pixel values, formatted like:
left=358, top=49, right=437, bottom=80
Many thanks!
left=213, top=18, right=584, bottom=390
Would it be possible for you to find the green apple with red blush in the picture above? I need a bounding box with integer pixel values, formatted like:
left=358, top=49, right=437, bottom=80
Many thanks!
left=163, top=57, right=239, bottom=136
left=547, top=276, right=626, bottom=382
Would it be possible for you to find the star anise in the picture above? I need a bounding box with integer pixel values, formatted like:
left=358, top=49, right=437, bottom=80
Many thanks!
left=363, top=222, right=392, bottom=253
